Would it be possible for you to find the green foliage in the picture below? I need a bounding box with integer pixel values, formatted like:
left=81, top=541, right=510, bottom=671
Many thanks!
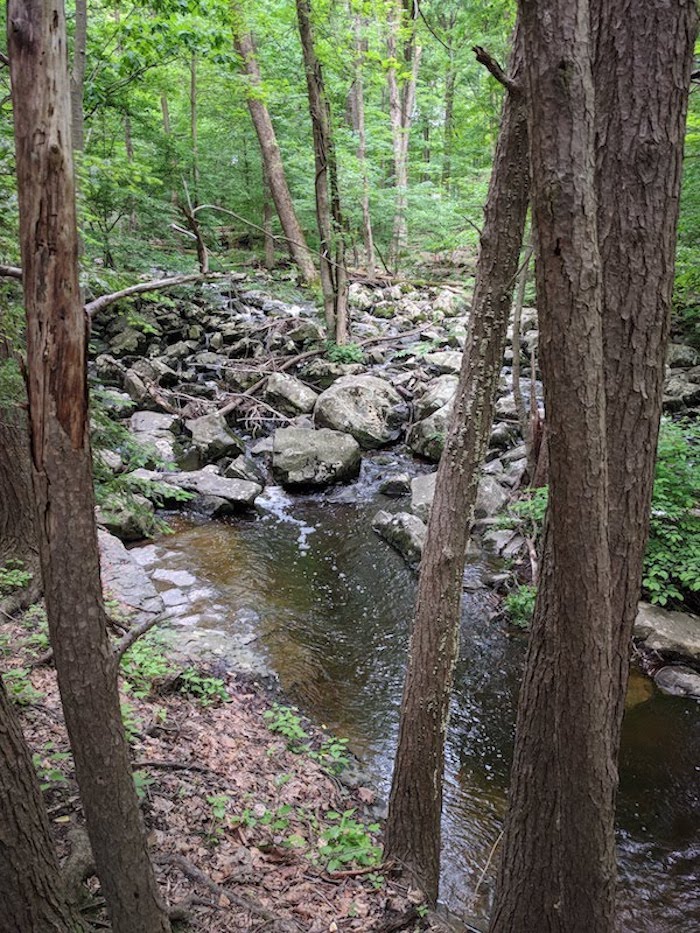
left=133, top=770, right=155, bottom=801
left=120, top=698, right=142, bottom=743
left=504, top=584, right=537, bottom=630
left=3, top=668, right=44, bottom=706
left=643, top=419, right=700, bottom=608
left=325, top=341, right=365, bottom=364
left=32, top=743, right=71, bottom=792
left=263, top=703, right=309, bottom=749
left=121, top=633, right=174, bottom=698
left=317, top=809, right=382, bottom=872
left=0, top=560, right=33, bottom=596
left=308, top=736, right=351, bottom=775
left=205, top=793, right=231, bottom=843
left=177, top=668, right=229, bottom=707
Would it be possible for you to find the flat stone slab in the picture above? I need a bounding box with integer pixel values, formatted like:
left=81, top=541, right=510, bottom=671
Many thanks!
left=98, top=529, right=164, bottom=623
left=635, top=602, right=700, bottom=661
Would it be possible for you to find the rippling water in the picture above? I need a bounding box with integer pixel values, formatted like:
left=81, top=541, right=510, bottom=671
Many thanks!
left=135, top=475, right=700, bottom=931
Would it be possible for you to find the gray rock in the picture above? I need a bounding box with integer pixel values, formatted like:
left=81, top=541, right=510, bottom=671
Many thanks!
left=372, top=510, right=426, bottom=567
left=407, top=403, right=452, bottom=461
left=490, top=421, right=519, bottom=450
left=272, top=427, right=361, bottom=489
left=264, top=372, right=318, bottom=416
left=185, top=412, right=244, bottom=463
left=415, top=375, right=458, bottom=420
left=109, top=326, right=145, bottom=357
left=654, top=666, right=700, bottom=698
left=379, top=473, right=411, bottom=497
left=300, top=359, right=365, bottom=389
left=223, top=455, right=265, bottom=484
left=95, top=353, right=125, bottom=387
left=98, top=529, right=164, bottom=622
left=314, top=375, right=409, bottom=448
left=424, top=350, right=463, bottom=375
left=161, top=468, right=261, bottom=516
left=411, top=470, right=508, bottom=522
left=635, top=602, right=700, bottom=660
left=288, top=320, right=325, bottom=348
left=130, top=410, right=181, bottom=464
left=663, top=372, right=700, bottom=412
left=348, top=283, right=375, bottom=311
left=666, top=343, right=700, bottom=369
left=97, top=493, right=154, bottom=542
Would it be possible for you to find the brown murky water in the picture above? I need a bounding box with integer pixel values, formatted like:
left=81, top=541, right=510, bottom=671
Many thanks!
left=135, top=478, right=700, bottom=931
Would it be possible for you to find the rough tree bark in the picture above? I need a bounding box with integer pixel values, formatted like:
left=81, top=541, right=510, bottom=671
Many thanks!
left=491, top=3, right=697, bottom=931
left=383, top=29, right=529, bottom=903
left=232, top=4, right=317, bottom=285
left=0, top=676, right=85, bottom=932
left=190, top=54, right=199, bottom=207
left=70, top=0, right=87, bottom=152
left=489, top=0, right=616, bottom=929
left=295, top=0, right=349, bottom=343
left=387, top=0, right=422, bottom=272
left=8, top=4, right=172, bottom=932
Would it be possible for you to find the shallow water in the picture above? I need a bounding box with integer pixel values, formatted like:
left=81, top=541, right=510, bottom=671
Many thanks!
left=136, top=472, right=700, bottom=931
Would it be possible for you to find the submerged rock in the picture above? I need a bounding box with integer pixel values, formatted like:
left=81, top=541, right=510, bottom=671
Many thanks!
left=314, top=375, right=409, bottom=448
left=372, top=510, right=426, bottom=567
left=272, top=426, right=361, bottom=488
left=654, top=666, right=700, bottom=698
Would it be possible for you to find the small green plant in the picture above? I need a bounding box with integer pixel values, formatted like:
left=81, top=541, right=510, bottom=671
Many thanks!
left=133, top=770, right=155, bottom=801
left=504, top=584, right=537, bottom=629
left=317, top=809, right=382, bottom=872
left=205, top=793, right=230, bottom=843
left=367, top=871, right=385, bottom=891
left=120, top=698, right=142, bottom=744
left=416, top=903, right=429, bottom=919
left=120, top=633, right=173, bottom=698
left=3, top=667, right=44, bottom=706
left=308, top=736, right=350, bottom=775
left=32, top=743, right=71, bottom=791
left=178, top=668, right=229, bottom=707
left=263, top=703, right=309, bottom=749
left=0, top=559, right=32, bottom=595
left=325, top=341, right=365, bottom=364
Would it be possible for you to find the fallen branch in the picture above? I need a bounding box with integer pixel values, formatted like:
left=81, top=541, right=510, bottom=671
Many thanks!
left=85, top=272, right=224, bottom=318
left=132, top=759, right=212, bottom=775
left=0, top=263, right=22, bottom=279
left=114, top=612, right=165, bottom=662
left=155, top=852, right=301, bottom=932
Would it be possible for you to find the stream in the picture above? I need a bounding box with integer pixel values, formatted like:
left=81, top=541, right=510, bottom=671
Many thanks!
left=133, top=459, right=700, bottom=932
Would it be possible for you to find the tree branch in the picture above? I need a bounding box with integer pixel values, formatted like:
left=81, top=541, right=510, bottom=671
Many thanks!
left=85, top=272, right=223, bottom=318
left=114, top=613, right=164, bottom=662
left=0, top=263, right=22, bottom=279
left=473, top=46, right=520, bottom=93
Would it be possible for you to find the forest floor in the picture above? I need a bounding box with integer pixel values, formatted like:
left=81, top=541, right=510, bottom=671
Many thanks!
left=3, top=603, right=443, bottom=933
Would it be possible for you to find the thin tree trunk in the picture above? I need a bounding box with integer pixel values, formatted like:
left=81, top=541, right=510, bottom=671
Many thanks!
left=190, top=54, right=199, bottom=207
left=295, top=0, right=349, bottom=343
left=511, top=242, right=533, bottom=476
left=489, top=0, right=615, bottom=928
left=263, top=167, right=275, bottom=270
left=232, top=6, right=317, bottom=285
left=354, top=13, right=375, bottom=279
left=387, top=1, right=422, bottom=272
left=0, top=676, right=85, bottom=932
left=384, top=29, right=530, bottom=903
left=160, top=93, right=178, bottom=205
left=441, top=55, right=456, bottom=191
left=70, top=0, right=87, bottom=153
left=8, top=5, right=172, bottom=933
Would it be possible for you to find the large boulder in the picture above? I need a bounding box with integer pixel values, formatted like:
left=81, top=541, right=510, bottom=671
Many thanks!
left=98, top=529, right=164, bottom=622
left=264, top=372, right=318, bottom=416
left=666, top=343, right=700, bottom=369
left=424, top=350, right=462, bottom=375
left=96, top=492, right=154, bottom=542
left=272, top=427, right=361, bottom=489
left=185, top=412, right=244, bottom=463
left=663, top=370, right=700, bottom=412
left=634, top=602, right=700, bottom=661
left=314, top=375, right=409, bottom=448
left=372, top=510, right=426, bottom=567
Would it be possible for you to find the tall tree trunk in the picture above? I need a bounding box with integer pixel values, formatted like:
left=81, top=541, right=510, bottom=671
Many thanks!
left=0, top=676, right=84, bottom=932
left=70, top=0, right=86, bottom=153
left=295, top=0, right=349, bottom=343
left=383, top=30, right=529, bottom=903
left=593, top=0, right=697, bottom=747
left=441, top=54, right=456, bottom=191
left=489, top=0, right=616, bottom=929
left=353, top=13, right=375, bottom=279
left=491, top=3, right=697, bottom=930
left=511, top=241, right=534, bottom=476
left=8, top=5, right=172, bottom=933
left=160, top=93, right=178, bottom=205
left=232, top=6, right=317, bottom=286
left=387, top=0, right=422, bottom=272
left=190, top=54, right=199, bottom=207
